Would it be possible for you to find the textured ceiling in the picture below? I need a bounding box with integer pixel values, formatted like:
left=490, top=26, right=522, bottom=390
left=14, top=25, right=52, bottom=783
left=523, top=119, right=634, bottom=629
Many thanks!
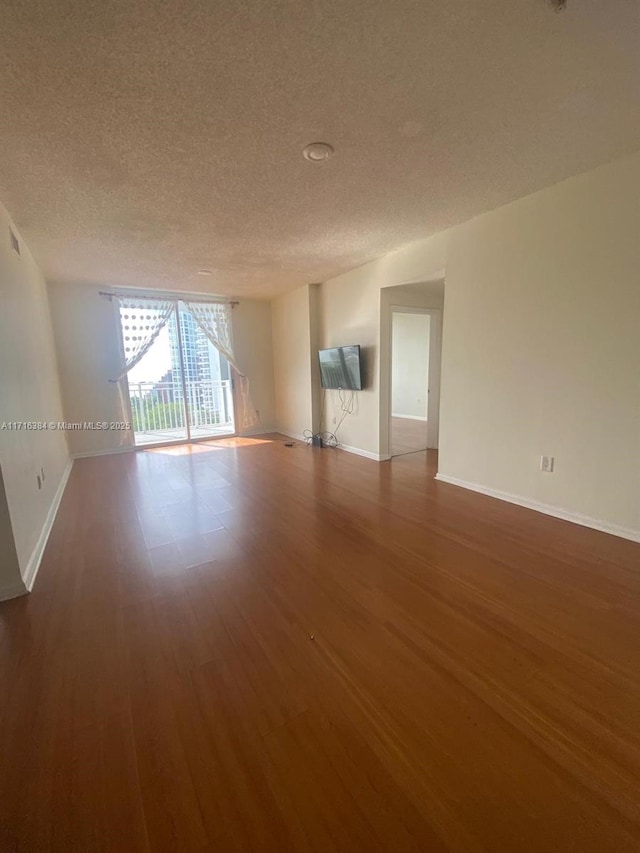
left=1, top=0, right=639, bottom=299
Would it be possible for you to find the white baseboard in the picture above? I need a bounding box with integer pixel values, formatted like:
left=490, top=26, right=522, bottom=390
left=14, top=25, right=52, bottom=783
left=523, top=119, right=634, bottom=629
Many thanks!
left=391, top=413, right=428, bottom=421
left=278, top=430, right=308, bottom=442
left=434, top=473, right=640, bottom=543
left=277, top=430, right=390, bottom=461
left=22, top=459, right=74, bottom=592
left=238, top=425, right=277, bottom=438
left=338, top=443, right=391, bottom=462
left=73, top=445, right=134, bottom=459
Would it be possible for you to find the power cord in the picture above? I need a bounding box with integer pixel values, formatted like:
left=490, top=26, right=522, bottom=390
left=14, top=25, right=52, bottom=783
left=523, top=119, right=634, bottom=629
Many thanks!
left=334, top=389, right=355, bottom=435
left=304, top=389, right=356, bottom=448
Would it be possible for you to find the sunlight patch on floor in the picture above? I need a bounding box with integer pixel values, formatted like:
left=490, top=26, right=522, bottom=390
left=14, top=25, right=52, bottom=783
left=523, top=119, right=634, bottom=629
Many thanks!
left=143, top=437, right=274, bottom=455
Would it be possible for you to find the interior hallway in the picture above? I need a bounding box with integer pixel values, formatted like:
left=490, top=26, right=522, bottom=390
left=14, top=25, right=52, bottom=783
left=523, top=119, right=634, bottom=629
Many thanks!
left=390, top=415, right=429, bottom=456
left=1, top=437, right=639, bottom=852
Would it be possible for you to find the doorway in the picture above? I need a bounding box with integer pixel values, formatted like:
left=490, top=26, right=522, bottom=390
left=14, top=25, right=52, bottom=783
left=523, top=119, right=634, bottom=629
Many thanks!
left=389, top=306, right=442, bottom=457
left=122, top=302, right=235, bottom=447
left=391, top=310, right=429, bottom=455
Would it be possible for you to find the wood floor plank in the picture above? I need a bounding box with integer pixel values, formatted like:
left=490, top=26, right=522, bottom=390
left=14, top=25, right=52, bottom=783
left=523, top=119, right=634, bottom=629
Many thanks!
left=1, top=435, right=639, bottom=851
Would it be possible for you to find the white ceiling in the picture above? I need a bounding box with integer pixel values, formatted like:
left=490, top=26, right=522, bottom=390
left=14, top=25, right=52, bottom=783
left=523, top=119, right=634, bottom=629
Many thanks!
left=1, top=0, right=639, bottom=299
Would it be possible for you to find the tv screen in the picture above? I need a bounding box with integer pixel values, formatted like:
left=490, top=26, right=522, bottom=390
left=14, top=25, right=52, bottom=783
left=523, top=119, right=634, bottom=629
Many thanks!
left=318, top=345, right=363, bottom=390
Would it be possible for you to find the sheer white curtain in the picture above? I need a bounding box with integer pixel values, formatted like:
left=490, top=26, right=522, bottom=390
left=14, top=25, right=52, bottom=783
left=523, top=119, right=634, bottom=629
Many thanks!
left=183, top=301, right=259, bottom=431
left=114, top=297, right=175, bottom=380
left=111, top=296, right=175, bottom=446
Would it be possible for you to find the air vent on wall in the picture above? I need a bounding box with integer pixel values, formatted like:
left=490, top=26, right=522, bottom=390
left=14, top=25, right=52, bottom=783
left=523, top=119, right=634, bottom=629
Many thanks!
left=9, top=228, right=20, bottom=256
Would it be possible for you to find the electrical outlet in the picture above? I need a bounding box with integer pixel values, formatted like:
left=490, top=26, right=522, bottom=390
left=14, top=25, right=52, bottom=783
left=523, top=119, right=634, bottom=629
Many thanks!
left=540, top=456, right=555, bottom=473
left=36, top=474, right=42, bottom=490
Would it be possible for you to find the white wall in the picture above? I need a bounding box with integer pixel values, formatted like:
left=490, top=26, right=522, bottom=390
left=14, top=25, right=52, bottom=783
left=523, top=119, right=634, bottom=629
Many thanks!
left=312, top=244, right=447, bottom=458
left=48, top=282, right=126, bottom=456
left=231, top=299, right=276, bottom=434
left=48, top=282, right=277, bottom=454
left=273, top=272, right=446, bottom=457
left=272, top=152, right=640, bottom=537
left=272, top=285, right=314, bottom=438
left=391, top=313, right=430, bottom=418
left=317, top=268, right=386, bottom=453
left=438, top=152, right=640, bottom=537
left=0, top=203, right=70, bottom=595
left=308, top=283, right=323, bottom=435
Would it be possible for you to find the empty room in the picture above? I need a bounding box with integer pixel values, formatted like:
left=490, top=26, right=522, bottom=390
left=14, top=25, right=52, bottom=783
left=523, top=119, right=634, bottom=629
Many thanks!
left=1, top=1, right=639, bottom=851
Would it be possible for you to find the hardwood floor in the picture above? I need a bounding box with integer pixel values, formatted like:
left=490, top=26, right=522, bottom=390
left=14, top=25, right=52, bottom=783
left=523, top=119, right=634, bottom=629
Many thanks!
left=1, top=435, right=639, bottom=852
left=391, top=416, right=428, bottom=456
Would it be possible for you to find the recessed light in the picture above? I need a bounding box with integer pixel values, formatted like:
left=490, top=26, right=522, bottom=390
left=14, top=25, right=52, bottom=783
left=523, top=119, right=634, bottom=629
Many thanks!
left=303, top=142, right=334, bottom=163
left=197, top=269, right=213, bottom=276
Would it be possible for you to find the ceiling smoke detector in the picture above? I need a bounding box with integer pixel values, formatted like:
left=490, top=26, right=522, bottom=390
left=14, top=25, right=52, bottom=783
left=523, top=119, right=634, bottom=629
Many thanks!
left=303, top=142, right=334, bottom=163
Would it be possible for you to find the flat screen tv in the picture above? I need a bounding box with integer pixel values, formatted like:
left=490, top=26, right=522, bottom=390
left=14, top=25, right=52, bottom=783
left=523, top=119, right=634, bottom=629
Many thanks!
left=318, top=345, right=363, bottom=391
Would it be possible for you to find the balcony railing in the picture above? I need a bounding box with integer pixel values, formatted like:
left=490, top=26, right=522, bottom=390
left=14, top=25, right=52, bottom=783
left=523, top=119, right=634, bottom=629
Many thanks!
left=128, top=379, right=234, bottom=444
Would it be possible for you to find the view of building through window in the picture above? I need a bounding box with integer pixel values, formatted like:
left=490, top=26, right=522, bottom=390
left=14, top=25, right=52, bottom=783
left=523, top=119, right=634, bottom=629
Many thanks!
left=122, top=302, right=234, bottom=446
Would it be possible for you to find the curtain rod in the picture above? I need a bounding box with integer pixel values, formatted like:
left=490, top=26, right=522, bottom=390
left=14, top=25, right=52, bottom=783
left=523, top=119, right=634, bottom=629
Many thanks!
left=98, top=290, right=239, bottom=308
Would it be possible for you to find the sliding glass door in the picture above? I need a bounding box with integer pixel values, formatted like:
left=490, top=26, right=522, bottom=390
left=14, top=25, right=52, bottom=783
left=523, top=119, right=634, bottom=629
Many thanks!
left=175, top=304, right=235, bottom=440
left=121, top=302, right=235, bottom=447
left=126, top=306, right=187, bottom=445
